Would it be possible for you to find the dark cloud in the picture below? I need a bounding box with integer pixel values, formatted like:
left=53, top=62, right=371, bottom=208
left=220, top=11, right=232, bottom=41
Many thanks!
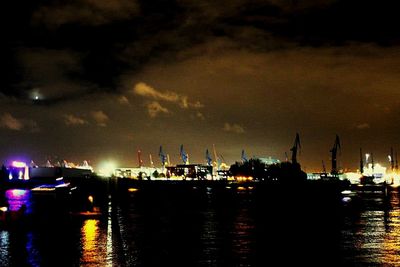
left=4, top=0, right=400, bottom=102
left=33, top=0, right=140, bottom=27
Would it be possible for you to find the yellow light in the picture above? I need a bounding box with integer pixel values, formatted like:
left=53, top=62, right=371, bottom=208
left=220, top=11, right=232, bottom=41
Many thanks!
left=238, top=186, right=246, bottom=191
left=88, top=195, right=94, bottom=203
left=0, top=207, right=8, bottom=212
left=128, top=188, right=138, bottom=192
left=81, top=219, right=99, bottom=263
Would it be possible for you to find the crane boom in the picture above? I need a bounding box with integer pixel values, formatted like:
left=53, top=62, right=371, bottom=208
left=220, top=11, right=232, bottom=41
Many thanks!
left=290, top=133, right=301, bottom=165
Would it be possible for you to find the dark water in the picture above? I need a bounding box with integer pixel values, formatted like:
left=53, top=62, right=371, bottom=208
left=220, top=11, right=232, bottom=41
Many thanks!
left=0, top=186, right=399, bottom=266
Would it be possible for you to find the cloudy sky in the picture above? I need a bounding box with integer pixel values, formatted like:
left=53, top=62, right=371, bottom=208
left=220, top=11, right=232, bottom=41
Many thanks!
left=2, top=0, right=400, bottom=171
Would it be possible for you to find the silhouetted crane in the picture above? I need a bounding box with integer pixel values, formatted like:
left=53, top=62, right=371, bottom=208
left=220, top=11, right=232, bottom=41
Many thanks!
left=322, top=160, right=327, bottom=174
left=330, top=135, right=341, bottom=175
left=359, top=148, right=364, bottom=174
left=159, top=146, right=167, bottom=167
left=290, top=133, right=301, bottom=165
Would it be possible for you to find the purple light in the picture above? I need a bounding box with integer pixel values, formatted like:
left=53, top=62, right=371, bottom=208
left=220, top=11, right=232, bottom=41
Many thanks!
left=12, top=161, right=26, bottom=168
left=6, top=189, right=29, bottom=198
left=5, top=189, right=31, bottom=212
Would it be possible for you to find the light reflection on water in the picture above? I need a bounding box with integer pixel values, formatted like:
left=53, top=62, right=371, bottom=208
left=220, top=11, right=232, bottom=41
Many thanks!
left=1, top=188, right=400, bottom=266
left=342, top=191, right=400, bottom=266
left=81, top=219, right=99, bottom=263
left=231, top=207, right=254, bottom=265
left=80, top=218, right=115, bottom=267
left=0, top=231, right=9, bottom=266
left=5, top=189, right=32, bottom=213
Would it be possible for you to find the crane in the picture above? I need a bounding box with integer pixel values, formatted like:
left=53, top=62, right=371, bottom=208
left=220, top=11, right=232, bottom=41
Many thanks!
left=330, top=135, right=341, bottom=175
left=241, top=149, right=248, bottom=163
left=359, top=148, right=364, bottom=174
left=159, top=146, right=167, bottom=167
left=390, top=147, right=395, bottom=171
left=206, top=149, right=212, bottom=166
left=137, top=149, right=143, bottom=167
left=180, top=145, right=189, bottom=164
left=167, top=154, right=171, bottom=166
left=149, top=154, right=154, bottom=168
left=290, top=133, right=301, bottom=165
left=213, top=144, right=220, bottom=170
left=322, top=160, right=327, bottom=174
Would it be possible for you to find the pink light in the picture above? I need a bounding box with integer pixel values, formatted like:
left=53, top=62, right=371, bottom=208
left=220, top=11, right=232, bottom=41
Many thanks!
left=12, top=161, right=26, bottom=168
left=6, top=189, right=29, bottom=198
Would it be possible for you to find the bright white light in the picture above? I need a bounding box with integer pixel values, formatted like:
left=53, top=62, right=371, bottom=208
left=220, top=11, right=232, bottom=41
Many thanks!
left=98, top=161, right=117, bottom=176
left=30, top=88, right=42, bottom=101
left=363, top=163, right=387, bottom=183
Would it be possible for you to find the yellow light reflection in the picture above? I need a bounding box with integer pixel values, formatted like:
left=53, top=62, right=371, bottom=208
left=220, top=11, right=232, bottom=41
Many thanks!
left=381, top=193, right=400, bottom=264
left=81, top=219, right=99, bottom=264
left=235, top=176, right=253, bottom=182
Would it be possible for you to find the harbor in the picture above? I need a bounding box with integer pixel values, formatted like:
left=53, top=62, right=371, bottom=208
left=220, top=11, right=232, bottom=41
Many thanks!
left=4, top=1, right=400, bottom=264
left=0, top=137, right=399, bottom=266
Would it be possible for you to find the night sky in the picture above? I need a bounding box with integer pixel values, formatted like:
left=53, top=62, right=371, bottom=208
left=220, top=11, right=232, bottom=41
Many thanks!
left=2, top=0, right=400, bottom=171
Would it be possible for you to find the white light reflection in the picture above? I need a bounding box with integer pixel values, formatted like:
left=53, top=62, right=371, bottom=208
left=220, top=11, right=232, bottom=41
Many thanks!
left=0, top=231, right=9, bottom=266
left=106, top=199, right=113, bottom=267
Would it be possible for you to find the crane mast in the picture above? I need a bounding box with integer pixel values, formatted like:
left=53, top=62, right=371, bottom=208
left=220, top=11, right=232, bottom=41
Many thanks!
left=137, top=149, right=143, bottom=168
left=180, top=145, right=189, bottom=164
left=290, top=133, right=301, bottom=165
left=390, top=147, right=395, bottom=171
left=206, top=149, right=212, bottom=166
left=159, top=146, right=167, bottom=167
left=330, top=135, right=341, bottom=175
left=359, top=148, right=364, bottom=174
